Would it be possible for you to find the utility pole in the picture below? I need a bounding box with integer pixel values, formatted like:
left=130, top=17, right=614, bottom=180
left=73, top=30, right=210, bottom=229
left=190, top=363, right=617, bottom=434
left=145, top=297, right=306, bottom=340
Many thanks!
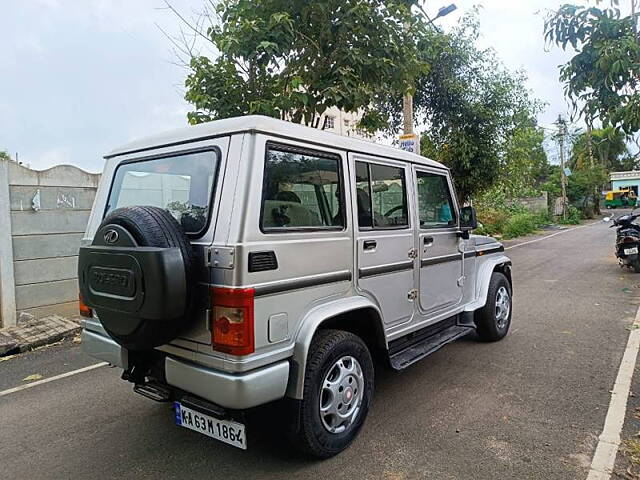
left=556, top=115, right=568, bottom=220
left=399, top=3, right=456, bottom=155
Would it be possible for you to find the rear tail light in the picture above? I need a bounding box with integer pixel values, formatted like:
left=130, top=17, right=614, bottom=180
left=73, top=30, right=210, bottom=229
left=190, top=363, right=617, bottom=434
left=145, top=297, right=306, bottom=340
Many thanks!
left=210, top=287, right=255, bottom=356
left=79, top=293, right=93, bottom=318
left=623, top=236, right=637, bottom=243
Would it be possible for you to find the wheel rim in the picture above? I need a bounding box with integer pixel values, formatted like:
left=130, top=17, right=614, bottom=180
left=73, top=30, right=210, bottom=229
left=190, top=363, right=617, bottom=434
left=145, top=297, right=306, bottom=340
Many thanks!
left=495, top=286, right=511, bottom=329
left=319, top=356, right=364, bottom=434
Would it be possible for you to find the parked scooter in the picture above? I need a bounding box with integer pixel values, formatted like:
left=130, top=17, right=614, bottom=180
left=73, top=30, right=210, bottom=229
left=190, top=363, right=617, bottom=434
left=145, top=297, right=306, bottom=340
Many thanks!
left=605, top=210, right=640, bottom=272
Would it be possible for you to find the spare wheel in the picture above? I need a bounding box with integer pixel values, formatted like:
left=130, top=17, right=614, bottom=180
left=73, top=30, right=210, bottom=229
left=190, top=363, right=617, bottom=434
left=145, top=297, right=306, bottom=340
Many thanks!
left=78, top=205, right=197, bottom=350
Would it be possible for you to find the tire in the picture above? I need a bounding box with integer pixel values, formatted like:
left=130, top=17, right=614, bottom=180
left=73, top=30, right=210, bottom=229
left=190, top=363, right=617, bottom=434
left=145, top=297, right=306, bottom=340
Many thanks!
left=632, top=259, right=640, bottom=273
left=289, top=330, right=374, bottom=459
left=476, top=272, right=512, bottom=342
left=90, top=206, right=196, bottom=350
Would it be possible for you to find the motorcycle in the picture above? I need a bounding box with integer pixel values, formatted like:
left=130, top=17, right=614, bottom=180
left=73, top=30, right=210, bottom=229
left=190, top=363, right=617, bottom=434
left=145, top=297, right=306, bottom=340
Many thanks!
left=605, top=210, right=640, bottom=272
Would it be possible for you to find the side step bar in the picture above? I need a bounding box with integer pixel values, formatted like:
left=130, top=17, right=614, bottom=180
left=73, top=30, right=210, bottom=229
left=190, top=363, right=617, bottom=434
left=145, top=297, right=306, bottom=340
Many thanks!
left=389, top=324, right=475, bottom=370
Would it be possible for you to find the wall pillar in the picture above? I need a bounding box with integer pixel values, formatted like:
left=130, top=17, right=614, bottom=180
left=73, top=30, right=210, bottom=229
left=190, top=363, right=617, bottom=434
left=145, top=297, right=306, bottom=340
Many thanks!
left=0, top=159, right=17, bottom=328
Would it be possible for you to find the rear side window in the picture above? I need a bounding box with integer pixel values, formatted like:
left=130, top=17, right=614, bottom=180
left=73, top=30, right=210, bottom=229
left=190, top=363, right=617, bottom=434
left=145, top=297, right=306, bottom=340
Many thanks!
left=261, top=144, right=345, bottom=231
left=106, top=150, right=219, bottom=235
left=355, top=161, right=408, bottom=229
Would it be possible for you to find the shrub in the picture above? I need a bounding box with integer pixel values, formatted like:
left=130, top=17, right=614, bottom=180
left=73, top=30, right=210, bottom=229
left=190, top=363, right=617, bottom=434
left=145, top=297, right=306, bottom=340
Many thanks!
left=503, top=213, right=539, bottom=239
left=558, top=205, right=582, bottom=225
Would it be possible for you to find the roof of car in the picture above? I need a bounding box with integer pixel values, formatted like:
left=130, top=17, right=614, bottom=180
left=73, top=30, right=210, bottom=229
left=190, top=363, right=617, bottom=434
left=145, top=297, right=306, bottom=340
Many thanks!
left=105, top=115, right=447, bottom=170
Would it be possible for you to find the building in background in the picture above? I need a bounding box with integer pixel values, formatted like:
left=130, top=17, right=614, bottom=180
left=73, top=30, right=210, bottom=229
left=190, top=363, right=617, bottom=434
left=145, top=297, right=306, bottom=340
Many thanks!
left=610, top=171, right=640, bottom=195
left=317, top=107, right=374, bottom=140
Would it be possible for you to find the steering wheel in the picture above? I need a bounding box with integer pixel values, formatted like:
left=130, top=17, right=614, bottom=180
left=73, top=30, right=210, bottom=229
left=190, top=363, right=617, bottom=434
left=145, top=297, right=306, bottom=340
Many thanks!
left=383, top=205, right=405, bottom=218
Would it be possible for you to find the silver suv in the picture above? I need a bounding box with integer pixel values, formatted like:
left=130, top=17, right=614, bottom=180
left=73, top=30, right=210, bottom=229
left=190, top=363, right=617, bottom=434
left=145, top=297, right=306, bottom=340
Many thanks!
left=79, top=115, right=512, bottom=458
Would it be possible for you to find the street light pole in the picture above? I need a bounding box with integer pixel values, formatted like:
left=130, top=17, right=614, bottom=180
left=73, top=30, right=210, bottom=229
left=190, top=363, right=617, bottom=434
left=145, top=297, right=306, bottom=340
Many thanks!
left=400, top=3, right=457, bottom=154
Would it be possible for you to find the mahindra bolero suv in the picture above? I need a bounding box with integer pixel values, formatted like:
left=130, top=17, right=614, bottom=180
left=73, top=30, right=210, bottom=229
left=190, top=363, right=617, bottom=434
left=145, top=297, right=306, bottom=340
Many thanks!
left=79, top=115, right=512, bottom=458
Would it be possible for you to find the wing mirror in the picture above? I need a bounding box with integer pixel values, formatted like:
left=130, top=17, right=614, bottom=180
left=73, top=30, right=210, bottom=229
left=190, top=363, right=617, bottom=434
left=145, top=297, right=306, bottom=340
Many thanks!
left=458, top=206, right=478, bottom=239
left=460, top=206, right=478, bottom=230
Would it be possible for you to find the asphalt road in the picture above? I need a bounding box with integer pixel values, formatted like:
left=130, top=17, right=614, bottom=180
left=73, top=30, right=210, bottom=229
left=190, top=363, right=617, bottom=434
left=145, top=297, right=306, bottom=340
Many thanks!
left=2, top=219, right=640, bottom=479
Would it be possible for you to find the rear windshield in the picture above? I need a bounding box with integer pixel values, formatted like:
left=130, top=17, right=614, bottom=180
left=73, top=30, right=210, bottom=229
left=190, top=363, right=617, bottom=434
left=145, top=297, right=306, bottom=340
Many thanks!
left=105, top=150, right=219, bottom=235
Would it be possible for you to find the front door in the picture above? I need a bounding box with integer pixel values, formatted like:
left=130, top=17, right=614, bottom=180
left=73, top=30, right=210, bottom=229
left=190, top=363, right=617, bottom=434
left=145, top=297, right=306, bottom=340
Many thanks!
left=413, top=168, right=463, bottom=315
left=351, top=155, right=415, bottom=327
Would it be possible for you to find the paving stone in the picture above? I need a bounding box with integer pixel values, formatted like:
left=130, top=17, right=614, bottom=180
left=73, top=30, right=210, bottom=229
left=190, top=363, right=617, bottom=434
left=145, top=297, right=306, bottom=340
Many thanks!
left=0, top=314, right=81, bottom=355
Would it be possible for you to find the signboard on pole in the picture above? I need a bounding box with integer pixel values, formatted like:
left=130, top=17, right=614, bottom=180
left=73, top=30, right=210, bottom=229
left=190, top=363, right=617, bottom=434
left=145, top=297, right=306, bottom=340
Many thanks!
left=398, top=133, right=420, bottom=155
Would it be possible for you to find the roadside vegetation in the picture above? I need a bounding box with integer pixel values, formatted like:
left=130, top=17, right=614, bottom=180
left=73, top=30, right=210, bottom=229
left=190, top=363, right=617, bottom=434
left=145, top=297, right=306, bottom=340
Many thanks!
left=167, top=1, right=640, bottom=239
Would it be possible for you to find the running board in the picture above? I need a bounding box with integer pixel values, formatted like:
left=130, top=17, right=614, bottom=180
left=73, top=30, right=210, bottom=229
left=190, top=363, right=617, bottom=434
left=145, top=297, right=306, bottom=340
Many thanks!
left=389, top=325, right=475, bottom=371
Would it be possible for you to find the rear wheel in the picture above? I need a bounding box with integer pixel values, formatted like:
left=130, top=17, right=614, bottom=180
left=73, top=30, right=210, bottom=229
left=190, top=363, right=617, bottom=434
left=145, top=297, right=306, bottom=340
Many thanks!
left=476, top=272, right=512, bottom=342
left=289, top=330, right=374, bottom=458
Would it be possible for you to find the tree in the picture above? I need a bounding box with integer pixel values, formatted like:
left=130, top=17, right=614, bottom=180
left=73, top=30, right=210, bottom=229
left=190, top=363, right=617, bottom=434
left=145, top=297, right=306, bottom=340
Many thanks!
left=570, top=127, right=628, bottom=170
left=0, top=150, right=12, bottom=161
left=544, top=2, right=640, bottom=134
left=415, top=16, right=543, bottom=201
left=182, top=0, right=430, bottom=131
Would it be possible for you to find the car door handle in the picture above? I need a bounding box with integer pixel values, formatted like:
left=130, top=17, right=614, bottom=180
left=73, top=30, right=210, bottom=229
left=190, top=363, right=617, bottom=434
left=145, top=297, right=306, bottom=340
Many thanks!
left=423, top=236, right=434, bottom=247
left=363, top=240, right=377, bottom=251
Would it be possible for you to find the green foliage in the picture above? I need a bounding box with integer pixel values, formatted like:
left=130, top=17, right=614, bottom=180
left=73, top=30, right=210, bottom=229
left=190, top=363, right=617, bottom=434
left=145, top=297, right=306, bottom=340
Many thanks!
left=185, top=0, right=430, bottom=131
left=558, top=205, right=582, bottom=225
left=544, top=3, right=640, bottom=134
left=0, top=150, right=12, bottom=161
left=475, top=206, right=552, bottom=239
left=570, top=127, right=628, bottom=170
left=416, top=14, right=543, bottom=201
left=503, top=213, right=539, bottom=239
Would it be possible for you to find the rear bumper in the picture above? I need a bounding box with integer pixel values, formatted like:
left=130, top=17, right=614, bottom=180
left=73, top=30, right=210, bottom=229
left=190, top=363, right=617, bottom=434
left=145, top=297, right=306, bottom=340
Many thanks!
left=165, top=357, right=289, bottom=409
left=80, top=323, right=289, bottom=410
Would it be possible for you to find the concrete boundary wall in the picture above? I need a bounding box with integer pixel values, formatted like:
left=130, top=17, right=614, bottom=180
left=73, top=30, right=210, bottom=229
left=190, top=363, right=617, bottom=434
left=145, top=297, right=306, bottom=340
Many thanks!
left=0, top=160, right=100, bottom=327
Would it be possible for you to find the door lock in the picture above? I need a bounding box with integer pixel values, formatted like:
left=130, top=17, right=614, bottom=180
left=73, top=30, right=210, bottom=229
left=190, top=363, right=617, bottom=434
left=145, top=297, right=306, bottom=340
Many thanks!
left=408, top=248, right=418, bottom=259
left=407, top=289, right=418, bottom=301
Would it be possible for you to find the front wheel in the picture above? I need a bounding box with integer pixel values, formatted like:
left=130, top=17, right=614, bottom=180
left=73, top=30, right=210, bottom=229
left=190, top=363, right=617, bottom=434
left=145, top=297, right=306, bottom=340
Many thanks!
left=289, top=330, right=374, bottom=458
left=476, top=272, right=512, bottom=341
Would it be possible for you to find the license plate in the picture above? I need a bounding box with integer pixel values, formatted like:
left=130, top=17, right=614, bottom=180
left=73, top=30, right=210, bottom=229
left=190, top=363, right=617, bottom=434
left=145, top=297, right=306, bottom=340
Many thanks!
left=174, top=402, right=246, bottom=450
left=625, top=247, right=639, bottom=255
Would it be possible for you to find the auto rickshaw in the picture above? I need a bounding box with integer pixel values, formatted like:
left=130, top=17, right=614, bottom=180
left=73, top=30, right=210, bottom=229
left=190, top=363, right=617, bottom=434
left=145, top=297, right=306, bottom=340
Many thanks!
left=604, top=189, right=638, bottom=209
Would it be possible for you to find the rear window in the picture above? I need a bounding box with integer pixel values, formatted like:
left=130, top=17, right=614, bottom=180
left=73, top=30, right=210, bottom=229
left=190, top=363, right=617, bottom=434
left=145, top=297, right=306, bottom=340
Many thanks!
left=106, top=149, right=219, bottom=235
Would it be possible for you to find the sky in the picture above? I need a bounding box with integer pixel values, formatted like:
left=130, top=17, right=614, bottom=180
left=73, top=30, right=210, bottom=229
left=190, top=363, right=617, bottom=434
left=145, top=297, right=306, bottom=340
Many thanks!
left=0, top=0, right=595, bottom=173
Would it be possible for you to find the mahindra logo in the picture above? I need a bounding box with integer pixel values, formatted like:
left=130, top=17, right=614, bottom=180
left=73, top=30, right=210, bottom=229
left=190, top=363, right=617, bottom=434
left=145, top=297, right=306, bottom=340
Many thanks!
left=103, top=229, right=119, bottom=244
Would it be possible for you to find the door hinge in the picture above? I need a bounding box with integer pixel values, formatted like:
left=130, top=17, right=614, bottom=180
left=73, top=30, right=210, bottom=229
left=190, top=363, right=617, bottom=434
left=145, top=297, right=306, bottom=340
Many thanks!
left=206, top=246, right=235, bottom=269
left=408, top=248, right=418, bottom=259
left=407, top=289, right=418, bottom=301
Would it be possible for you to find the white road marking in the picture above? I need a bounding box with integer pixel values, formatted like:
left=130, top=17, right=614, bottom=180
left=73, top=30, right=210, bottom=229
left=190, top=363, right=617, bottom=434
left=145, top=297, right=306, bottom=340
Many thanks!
left=586, top=305, right=640, bottom=479
left=504, top=221, right=601, bottom=251
left=0, top=362, right=108, bottom=398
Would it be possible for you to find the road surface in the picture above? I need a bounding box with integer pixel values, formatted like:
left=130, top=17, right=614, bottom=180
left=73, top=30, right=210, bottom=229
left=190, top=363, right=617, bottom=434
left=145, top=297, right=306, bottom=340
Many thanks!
left=2, top=219, right=639, bottom=479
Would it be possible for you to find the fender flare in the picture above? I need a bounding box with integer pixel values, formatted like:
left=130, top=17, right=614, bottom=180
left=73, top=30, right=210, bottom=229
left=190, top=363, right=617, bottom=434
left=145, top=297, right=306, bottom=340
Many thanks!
left=286, top=296, right=383, bottom=399
left=464, top=254, right=512, bottom=312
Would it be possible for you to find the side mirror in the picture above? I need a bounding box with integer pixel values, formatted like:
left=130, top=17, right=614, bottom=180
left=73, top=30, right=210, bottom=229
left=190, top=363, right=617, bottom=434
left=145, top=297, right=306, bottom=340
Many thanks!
left=460, top=206, right=478, bottom=231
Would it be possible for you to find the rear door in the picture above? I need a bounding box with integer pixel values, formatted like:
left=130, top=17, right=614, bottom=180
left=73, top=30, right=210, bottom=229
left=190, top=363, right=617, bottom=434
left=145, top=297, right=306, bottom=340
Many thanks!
left=413, top=167, right=463, bottom=315
left=102, top=136, right=231, bottom=348
left=350, top=154, right=416, bottom=327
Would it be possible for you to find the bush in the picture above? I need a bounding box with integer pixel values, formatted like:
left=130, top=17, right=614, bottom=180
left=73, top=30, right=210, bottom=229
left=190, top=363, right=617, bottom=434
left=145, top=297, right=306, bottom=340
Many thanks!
left=503, top=213, right=539, bottom=239
left=475, top=207, right=510, bottom=236
left=558, top=205, right=582, bottom=225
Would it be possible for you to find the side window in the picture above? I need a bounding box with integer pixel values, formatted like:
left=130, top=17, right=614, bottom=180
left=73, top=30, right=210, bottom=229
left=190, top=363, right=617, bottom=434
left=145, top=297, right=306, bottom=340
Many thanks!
left=355, top=161, right=408, bottom=229
left=416, top=171, right=457, bottom=229
left=261, top=144, right=344, bottom=231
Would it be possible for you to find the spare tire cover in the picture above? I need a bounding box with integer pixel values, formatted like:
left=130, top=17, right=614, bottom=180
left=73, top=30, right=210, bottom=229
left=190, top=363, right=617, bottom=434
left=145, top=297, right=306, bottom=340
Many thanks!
left=88, top=205, right=197, bottom=350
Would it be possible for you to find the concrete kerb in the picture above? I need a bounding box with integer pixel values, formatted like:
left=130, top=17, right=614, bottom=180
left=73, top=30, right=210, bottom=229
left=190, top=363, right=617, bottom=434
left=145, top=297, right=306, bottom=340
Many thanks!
left=0, top=314, right=81, bottom=356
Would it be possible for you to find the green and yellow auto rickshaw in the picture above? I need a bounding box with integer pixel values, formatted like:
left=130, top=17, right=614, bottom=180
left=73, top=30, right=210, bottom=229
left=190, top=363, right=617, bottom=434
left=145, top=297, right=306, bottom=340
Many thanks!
left=604, top=189, right=638, bottom=209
